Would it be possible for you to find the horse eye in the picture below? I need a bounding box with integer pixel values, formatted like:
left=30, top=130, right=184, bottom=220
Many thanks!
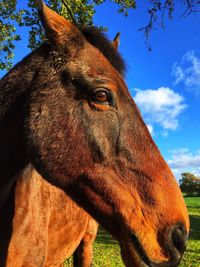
left=92, top=89, right=112, bottom=104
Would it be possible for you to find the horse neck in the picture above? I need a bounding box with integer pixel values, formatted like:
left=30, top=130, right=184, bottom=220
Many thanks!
left=0, top=44, right=48, bottom=128
left=0, top=109, right=28, bottom=204
left=0, top=45, right=49, bottom=203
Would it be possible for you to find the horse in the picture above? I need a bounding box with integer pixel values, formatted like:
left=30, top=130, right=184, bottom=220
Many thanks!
left=0, top=1, right=189, bottom=266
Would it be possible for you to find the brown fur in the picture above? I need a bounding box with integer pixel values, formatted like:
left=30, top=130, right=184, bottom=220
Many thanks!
left=6, top=165, right=97, bottom=267
left=0, top=2, right=189, bottom=267
left=0, top=111, right=97, bottom=267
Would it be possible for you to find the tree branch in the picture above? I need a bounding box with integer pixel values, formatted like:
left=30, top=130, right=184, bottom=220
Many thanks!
left=61, top=0, right=77, bottom=25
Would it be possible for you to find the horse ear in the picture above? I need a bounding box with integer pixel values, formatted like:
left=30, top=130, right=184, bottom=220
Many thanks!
left=37, top=0, right=77, bottom=43
left=113, top=32, right=120, bottom=50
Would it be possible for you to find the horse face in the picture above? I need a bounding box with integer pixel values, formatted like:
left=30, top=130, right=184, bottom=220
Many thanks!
left=26, top=2, right=189, bottom=266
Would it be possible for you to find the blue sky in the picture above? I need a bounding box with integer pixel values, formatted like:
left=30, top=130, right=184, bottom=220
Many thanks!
left=1, top=1, right=200, bottom=180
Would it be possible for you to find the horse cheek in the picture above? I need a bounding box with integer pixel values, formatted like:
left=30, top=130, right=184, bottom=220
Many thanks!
left=25, top=92, right=93, bottom=186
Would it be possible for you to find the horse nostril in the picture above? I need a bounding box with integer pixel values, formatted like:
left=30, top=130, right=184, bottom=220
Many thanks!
left=170, top=223, right=188, bottom=255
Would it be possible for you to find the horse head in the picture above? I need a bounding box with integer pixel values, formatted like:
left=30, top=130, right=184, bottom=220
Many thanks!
left=3, top=2, right=189, bottom=266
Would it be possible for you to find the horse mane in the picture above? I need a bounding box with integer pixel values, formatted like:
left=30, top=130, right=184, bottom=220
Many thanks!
left=81, top=27, right=126, bottom=77
left=0, top=27, right=126, bottom=129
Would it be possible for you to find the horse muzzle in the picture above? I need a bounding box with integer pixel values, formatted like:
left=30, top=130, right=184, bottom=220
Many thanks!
left=121, top=222, right=188, bottom=267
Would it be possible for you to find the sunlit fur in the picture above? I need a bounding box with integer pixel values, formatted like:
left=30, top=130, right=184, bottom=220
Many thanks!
left=0, top=2, right=189, bottom=267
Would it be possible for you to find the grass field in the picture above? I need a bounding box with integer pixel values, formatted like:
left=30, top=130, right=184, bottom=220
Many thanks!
left=65, top=196, right=200, bottom=267
left=180, top=197, right=200, bottom=266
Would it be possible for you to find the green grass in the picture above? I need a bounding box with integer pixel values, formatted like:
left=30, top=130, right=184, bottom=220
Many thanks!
left=65, top=197, right=200, bottom=267
left=180, top=197, right=200, bottom=267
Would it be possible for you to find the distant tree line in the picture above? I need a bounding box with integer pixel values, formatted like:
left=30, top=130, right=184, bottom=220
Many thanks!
left=179, top=173, right=200, bottom=196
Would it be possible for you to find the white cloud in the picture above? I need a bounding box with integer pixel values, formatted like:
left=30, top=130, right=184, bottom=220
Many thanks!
left=172, top=50, right=200, bottom=94
left=168, top=149, right=200, bottom=180
left=168, top=148, right=200, bottom=168
left=134, top=87, right=186, bottom=131
left=147, top=124, right=153, bottom=135
left=192, top=169, right=200, bottom=177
